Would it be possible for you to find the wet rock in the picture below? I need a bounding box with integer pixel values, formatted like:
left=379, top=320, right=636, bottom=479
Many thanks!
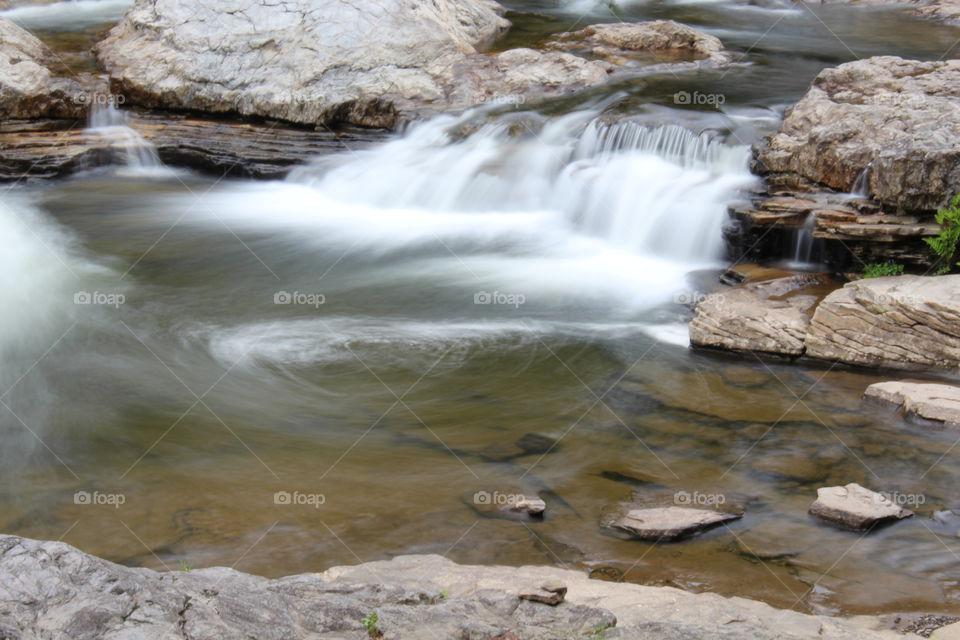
left=0, top=16, right=94, bottom=119
left=720, top=364, right=772, bottom=388
left=758, top=56, right=960, bottom=212
left=519, top=581, right=567, bottom=606
left=479, top=433, right=558, bottom=461
left=752, top=455, right=827, bottom=483
left=547, top=20, right=733, bottom=68
left=805, top=275, right=960, bottom=370
left=689, top=277, right=827, bottom=356
left=609, top=506, right=741, bottom=541
left=808, top=483, right=913, bottom=530
left=467, top=489, right=546, bottom=521
left=864, top=381, right=960, bottom=428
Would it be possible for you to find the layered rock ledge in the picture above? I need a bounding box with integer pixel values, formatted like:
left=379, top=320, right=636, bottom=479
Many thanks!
left=689, top=274, right=960, bottom=371
left=0, top=534, right=911, bottom=639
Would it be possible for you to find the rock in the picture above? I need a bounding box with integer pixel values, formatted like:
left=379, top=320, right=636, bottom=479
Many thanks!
left=689, top=276, right=827, bottom=356
left=468, top=489, right=547, bottom=521
left=0, top=16, right=93, bottom=119
left=864, top=381, right=960, bottom=428
left=95, top=0, right=621, bottom=129
left=808, top=483, right=914, bottom=530
left=519, top=581, right=567, bottom=606
left=0, top=109, right=388, bottom=181
left=548, top=20, right=733, bottom=67
left=720, top=364, right=771, bottom=388
left=758, top=56, right=960, bottom=212
left=0, top=534, right=908, bottom=639
left=912, top=0, right=960, bottom=25
left=804, top=275, right=960, bottom=370
left=932, top=621, right=960, bottom=640
left=611, top=506, right=741, bottom=541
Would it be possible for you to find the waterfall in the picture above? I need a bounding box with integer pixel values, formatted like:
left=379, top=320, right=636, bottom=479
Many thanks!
left=851, top=164, right=871, bottom=198
left=85, top=104, right=165, bottom=173
left=288, top=112, right=756, bottom=263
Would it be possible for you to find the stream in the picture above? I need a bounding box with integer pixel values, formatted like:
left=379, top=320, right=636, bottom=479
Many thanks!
left=2, top=0, right=960, bottom=617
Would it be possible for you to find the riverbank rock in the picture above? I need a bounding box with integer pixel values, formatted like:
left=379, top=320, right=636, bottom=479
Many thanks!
left=689, top=272, right=836, bottom=356
left=758, top=56, right=960, bottom=212
left=0, top=534, right=907, bottom=639
left=809, top=483, right=914, bottom=530
left=0, top=16, right=91, bottom=119
left=805, top=275, right=960, bottom=370
left=864, top=381, right=960, bottom=428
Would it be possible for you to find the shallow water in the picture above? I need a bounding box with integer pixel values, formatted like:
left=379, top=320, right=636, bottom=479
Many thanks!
left=2, top=0, right=960, bottom=618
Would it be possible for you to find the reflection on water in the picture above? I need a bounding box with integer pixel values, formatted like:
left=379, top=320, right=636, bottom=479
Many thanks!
left=1, top=0, right=960, bottom=621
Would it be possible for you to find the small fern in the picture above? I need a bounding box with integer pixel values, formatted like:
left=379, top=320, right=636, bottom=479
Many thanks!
left=863, top=262, right=904, bottom=278
left=924, top=194, right=960, bottom=274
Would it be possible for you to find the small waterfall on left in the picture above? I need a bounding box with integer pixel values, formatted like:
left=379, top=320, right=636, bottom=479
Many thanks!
left=85, top=103, right=166, bottom=174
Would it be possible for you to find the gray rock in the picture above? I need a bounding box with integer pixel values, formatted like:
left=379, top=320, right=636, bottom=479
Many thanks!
left=809, top=483, right=914, bottom=530
left=758, top=56, right=960, bottom=212
left=611, top=506, right=741, bottom=541
left=0, top=535, right=910, bottom=639
left=0, top=16, right=92, bottom=119
left=805, top=275, right=960, bottom=370
left=864, top=381, right=960, bottom=427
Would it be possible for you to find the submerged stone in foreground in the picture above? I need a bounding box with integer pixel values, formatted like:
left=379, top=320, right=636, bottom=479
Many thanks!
left=612, top=506, right=740, bottom=541
left=864, top=381, right=960, bottom=428
left=809, top=483, right=914, bottom=530
left=0, top=534, right=907, bottom=639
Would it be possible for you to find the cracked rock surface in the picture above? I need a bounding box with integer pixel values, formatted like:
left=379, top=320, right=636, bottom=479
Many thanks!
left=0, top=534, right=909, bottom=639
left=757, top=56, right=960, bottom=212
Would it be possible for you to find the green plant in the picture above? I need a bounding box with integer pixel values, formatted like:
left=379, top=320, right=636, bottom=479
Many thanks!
left=438, top=589, right=449, bottom=600
left=361, top=612, right=380, bottom=638
left=862, top=262, right=904, bottom=278
left=925, top=194, right=960, bottom=274
left=178, top=559, right=193, bottom=572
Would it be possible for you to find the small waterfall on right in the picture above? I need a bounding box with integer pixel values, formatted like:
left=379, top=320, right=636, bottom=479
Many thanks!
left=788, top=211, right=823, bottom=267
left=851, top=164, right=871, bottom=197
left=85, top=104, right=165, bottom=173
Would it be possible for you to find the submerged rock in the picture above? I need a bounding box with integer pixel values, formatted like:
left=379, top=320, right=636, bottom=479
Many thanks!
left=864, top=381, right=960, bottom=428
left=805, top=275, right=960, bottom=370
left=758, top=56, right=960, bottom=212
left=809, top=483, right=914, bottom=530
left=610, top=506, right=741, bottom=541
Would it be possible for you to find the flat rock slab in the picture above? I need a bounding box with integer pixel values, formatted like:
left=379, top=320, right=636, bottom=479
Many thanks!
left=612, top=506, right=740, bottom=541
left=864, top=381, right=960, bottom=428
left=809, top=483, right=913, bottom=530
left=805, top=275, right=960, bottom=370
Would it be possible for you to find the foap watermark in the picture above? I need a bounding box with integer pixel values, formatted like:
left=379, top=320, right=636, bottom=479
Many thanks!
left=674, top=91, right=726, bottom=107
left=473, top=490, right=527, bottom=506
left=674, top=490, right=726, bottom=506
left=74, top=490, right=126, bottom=508
left=871, top=292, right=924, bottom=307
left=476, top=94, right=526, bottom=106
left=673, top=291, right=721, bottom=307
left=74, top=92, right=126, bottom=107
left=273, top=291, right=326, bottom=308
left=274, top=490, right=326, bottom=508
left=876, top=491, right=926, bottom=507
left=74, top=291, right=125, bottom=308
left=474, top=291, right=525, bottom=308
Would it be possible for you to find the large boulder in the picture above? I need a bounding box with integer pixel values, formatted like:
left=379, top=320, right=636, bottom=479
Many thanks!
left=0, top=534, right=908, bottom=639
left=0, top=16, right=91, bottom=119
left=809, top=483, right=914, bottom=530
left=758, top=56, right=960, bottom=212
left=805, top=275, right=960, bottom=370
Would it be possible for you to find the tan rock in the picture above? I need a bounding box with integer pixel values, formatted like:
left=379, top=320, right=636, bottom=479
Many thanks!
left=611, top=506, right=740, bottom=541
left=864, top=381, right=960, bottom=427
left=805, top=275, right=960, bottom=370
left=809, top=483, right=913, bottom=530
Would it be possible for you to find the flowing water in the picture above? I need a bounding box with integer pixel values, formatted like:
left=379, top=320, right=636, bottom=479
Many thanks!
left=2, top=0, right=960, bottom=618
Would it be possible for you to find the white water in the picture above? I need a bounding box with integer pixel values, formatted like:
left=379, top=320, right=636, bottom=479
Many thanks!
left=0, top=0, right=134, bottom=31
left=289, top=111, right=755, bottom=262
left=85, top=105, right=169, bottom=176
left=851, top=164, right=872, bottom=198
left=791, top=211, right=817, bottom=264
